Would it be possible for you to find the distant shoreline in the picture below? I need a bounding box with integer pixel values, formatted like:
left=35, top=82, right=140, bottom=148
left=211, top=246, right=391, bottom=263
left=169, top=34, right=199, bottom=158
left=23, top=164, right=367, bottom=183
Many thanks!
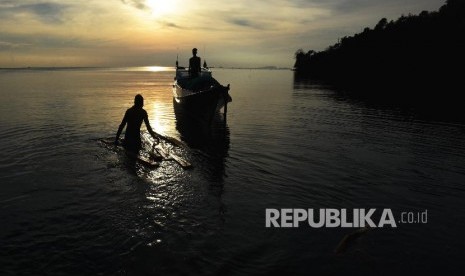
left=0, top=66, right=291, bottom=71
left=0, top=66, right=103, bottom=71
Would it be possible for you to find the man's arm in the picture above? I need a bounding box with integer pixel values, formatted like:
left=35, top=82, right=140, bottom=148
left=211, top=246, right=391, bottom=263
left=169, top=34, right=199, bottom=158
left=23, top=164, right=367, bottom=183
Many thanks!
left=115, top=111, right=127, bottom=145
left=144, top=113, right=159, bottom=143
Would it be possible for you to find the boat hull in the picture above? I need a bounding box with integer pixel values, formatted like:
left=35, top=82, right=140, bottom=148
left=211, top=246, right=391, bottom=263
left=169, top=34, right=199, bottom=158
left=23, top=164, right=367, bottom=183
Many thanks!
left=172, top=67, right=231, bottom=123
left=173, top=82, right=229, bottom=122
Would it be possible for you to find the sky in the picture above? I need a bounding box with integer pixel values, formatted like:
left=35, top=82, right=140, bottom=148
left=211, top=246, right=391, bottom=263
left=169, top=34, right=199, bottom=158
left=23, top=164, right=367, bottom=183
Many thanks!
left=0, top=0, right=446, bottom=68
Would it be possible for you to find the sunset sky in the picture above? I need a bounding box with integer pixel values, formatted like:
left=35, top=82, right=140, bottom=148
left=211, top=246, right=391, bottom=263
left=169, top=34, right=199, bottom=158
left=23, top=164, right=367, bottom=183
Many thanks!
left=0, top=0, right=445, bottom=68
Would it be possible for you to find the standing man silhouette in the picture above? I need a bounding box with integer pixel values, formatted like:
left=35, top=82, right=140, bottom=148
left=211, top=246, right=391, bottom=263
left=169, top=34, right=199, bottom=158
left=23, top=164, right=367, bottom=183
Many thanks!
left=189, top=48, right=201, bottom=78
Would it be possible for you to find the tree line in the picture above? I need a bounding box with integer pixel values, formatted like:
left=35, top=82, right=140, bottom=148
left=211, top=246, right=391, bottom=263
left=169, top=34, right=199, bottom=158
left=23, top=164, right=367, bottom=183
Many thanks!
left=294, top=0, right=465, bottom=93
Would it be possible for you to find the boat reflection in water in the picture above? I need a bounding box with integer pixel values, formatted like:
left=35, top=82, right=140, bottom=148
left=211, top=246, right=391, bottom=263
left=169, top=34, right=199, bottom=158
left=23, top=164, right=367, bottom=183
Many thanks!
left=173, top=99, right=230, bottom=183
left=172, top=63, right=231, bottom=182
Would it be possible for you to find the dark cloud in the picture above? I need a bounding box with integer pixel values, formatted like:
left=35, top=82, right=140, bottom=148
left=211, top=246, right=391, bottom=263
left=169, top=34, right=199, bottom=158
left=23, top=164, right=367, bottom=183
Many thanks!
left=288, top=0, right=375, bottom=13
left=289, top=0, right=445, bottom=14
left=121, top=0, right=149, bottom=10
left=227, top=18, right=265, bottom=29
left=162, top=21, right=184, bottom=29
left=0, top=2, right=69, bottom=24
left=230, top=19, right=252, bottom=27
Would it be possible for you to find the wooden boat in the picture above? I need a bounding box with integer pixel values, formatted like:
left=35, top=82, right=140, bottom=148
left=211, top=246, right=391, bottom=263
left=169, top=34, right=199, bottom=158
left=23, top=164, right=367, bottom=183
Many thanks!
left=172, top=65, right=231, bottom=122
left=99, top=135, right=192, bottom=169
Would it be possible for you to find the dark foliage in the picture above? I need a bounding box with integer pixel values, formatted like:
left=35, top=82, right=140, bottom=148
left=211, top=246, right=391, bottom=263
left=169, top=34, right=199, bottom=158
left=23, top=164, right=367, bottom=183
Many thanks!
left=294, top=0, right=465, bottom=98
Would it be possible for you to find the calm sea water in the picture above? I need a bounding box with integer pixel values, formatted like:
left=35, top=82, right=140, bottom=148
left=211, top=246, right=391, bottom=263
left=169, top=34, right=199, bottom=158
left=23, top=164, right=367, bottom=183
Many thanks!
left=1, top=67, right=465, bottom=275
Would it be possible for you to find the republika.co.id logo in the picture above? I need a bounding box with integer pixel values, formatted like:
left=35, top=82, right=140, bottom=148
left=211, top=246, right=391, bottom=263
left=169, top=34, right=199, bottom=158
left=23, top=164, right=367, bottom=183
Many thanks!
left=265, top=208, right=428, bottom=228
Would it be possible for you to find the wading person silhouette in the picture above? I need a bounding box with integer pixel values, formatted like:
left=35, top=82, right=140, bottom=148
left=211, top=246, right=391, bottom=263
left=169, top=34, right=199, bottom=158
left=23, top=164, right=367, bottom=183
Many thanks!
left=189, top=48, right=201, bottom=78
left=115, top=94, right=158, bottom=153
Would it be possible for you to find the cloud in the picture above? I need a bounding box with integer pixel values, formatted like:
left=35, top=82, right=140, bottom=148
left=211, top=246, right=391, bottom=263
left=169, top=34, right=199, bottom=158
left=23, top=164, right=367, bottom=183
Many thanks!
left=152, top=19, right=186, bottom=29
left=227, top=18, right=265, bottom=29
left=0, top=2, right=70, bottom=24
left=0, top=31, right=122, bottom=53
left=121, top=0, right=148, bottom=11
left=0, top=41, right=31, bottom=51
left=162, top=21, right=184, bottom=29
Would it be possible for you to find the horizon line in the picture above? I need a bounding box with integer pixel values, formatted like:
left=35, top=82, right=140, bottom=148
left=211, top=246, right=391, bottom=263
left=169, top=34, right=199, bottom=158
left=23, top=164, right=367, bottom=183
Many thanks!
left=0, top=65, right=292, bottom=71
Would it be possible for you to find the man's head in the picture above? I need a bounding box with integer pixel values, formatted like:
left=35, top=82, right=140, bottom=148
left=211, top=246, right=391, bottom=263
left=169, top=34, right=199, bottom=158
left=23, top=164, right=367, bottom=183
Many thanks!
left=134, top=94, right=144, bottom=108
left=192, top=48, right=198, bottom=56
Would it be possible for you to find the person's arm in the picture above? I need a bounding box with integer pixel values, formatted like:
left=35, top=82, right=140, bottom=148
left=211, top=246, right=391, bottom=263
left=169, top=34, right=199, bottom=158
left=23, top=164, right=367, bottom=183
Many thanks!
left=115, top=111, right=128, bottom=145
left=144, top=112, right=159, bottom=143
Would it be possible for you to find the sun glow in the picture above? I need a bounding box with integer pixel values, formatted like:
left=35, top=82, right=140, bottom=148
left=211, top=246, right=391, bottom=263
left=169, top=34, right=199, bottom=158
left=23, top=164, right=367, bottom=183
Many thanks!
left=145, top=66, right=174, bottom=72
left=145, top=0, right=177, bottom=18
